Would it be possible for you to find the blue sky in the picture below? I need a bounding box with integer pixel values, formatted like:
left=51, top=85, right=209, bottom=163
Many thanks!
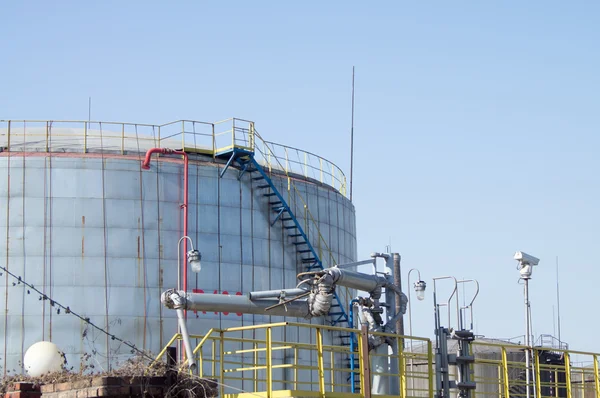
left=1, top=1, right=599, bottom=351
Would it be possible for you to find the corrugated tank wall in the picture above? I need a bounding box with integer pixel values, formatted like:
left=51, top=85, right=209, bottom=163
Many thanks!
left=0, top=151, right=357, bottom=382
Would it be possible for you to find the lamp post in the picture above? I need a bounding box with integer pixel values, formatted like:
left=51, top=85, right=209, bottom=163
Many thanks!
left=407, top=269, right=426, bottom=393
left=406, top=269, right=426, bottom=342
left=176, top=236, right=202, bottom=363
left=178, top=236, right=202, bottom=290
left=514, top=251, right=540, bottom=398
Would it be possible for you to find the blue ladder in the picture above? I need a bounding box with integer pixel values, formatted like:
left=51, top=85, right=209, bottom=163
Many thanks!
left=219, top=148, right=360, bottom=392
left=218, top=148, right=350, bottom=327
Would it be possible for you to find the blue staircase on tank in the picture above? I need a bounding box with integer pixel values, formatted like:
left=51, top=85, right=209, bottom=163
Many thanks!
left=217, top=148, right=351, bottom=327
left=218, top=147, right=360, bottom=392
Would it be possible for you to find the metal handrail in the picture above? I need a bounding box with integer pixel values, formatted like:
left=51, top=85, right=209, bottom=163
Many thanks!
left=156, top=321, right=435, bottom=398
left=0, top=118, right=348, bottom=197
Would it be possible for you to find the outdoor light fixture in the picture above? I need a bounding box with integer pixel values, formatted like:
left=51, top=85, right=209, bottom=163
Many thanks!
left=188, top=249, right=202, bottom=273
left=414, top=280, right=426, bottom=301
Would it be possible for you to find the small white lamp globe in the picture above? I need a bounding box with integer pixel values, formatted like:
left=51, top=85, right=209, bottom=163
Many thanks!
left=23, top=341, right=64, bottom=376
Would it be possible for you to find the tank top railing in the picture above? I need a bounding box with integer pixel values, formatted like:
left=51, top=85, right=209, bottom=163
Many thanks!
left=0, top=118, right=348, bottom=198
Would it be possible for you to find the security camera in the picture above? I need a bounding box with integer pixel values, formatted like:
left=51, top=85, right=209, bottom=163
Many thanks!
left=513, top=251, right=540, bottom=266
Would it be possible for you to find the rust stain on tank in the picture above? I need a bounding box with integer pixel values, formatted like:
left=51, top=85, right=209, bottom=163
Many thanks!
left=81, top=216, right=85, bottom=256
left=137, top=236, right=142, bottom=287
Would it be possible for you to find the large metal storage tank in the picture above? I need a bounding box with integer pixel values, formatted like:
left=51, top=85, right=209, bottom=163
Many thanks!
left=0, top=119, right=357, bottom=382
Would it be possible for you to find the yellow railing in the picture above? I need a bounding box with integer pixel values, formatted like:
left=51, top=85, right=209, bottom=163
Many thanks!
left=470, top=341, right=600, bottom=398
left=155, top=322, right=434, bottom=398
left=156, top=329, right=600, bottom=398
left=0, top=118, right=347, bottom=198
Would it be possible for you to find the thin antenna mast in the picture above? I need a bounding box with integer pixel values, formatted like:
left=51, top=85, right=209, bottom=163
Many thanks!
left=350, top=66, right=355, bottom=201
left=88, top=97, right=92, bottom=121
left=556, top=256, right=562, bottom=345
left=552, top=305, right=556, bottom=337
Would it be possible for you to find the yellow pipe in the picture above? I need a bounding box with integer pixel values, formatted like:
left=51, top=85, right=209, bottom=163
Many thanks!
left=316, top=328, right=326, bottom=398
left=399, top=336, right=406, bottom=398
left=153, top=333, right=182, bottom=363
left=330, top=351, right=335, bottom=392
left=358, top=332, right=365, bottom=397
left=501, top=347, right=510, bottom=398
left=428, top=340, right=434, bottom=398
left=224, top=322, right=290, bottom=332
left=266, top=327, right=273, bottom=398
left=593, top=355, right=599, bottom=398
left=254, top=342, right=259, bottom=392
left=192, top=329, right=216, bottom=355
left=565, top=352, right=572, bottom=398
left=581, top=368, right=586, bottom=398
left=212, top=339, right=216, bottom=377
left=534, top=350, right=541, bottom=398
left=220, top=331, right=225, bottom=397
left=294, top=347, right=298, bottom=390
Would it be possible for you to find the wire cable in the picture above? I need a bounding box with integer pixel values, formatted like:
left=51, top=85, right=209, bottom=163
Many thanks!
left=0, top=264, right=153, bottom=361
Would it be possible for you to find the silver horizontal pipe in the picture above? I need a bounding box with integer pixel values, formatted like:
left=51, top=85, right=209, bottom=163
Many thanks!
left=181, top=291, right=311, bottom=318
left=248, top=288, right=308, bottom=300
left=328, top=268, right=388, bottom=293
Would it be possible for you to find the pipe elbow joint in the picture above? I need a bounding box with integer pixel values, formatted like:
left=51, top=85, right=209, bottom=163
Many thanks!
left=161, top=289, right=187, bottom=310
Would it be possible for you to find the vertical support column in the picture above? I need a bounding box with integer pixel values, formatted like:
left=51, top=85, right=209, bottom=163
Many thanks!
left=593, top=355, right=599, bottom=398
left=211, top=124, right=216, bottom=159
left=45, top=121, right=49, bottom=152
left=581, top=369, right=586, bottom=398
left=565, top=352, right=572, bottom=398
left=294, top=347, right=298, bottom=391
left=6, top=120, right=10, bottom=151
left=254, top=342, right=259, bottom=392
left=320, top=158, right=323, bottom=183
left=393, top=253, right=404, bottom=338
left=304, top=152, right=308, bottom=177
left=83, top=121, right=87, bottom=153
left=360, top=324, right=372, bottom=398
left=330, top=351, right=335, bottom=392
left=399, top=336, right=406, bottom=398
left=428, top=340, right=434, bottom=398
left=181, top=120, right=185, bottom=150
left=121, top=124, right=125, bottom=155
left=266, top=327, right=273, bottom=398
left=502, top=347, right=511, bottom=398
left=316, top=327, right=326, bottom=398
left=535, top=350, right=541, bottom=398
left=211, top=339, right=216, bottom=377
left=219, top=331, right=225, bottom=398
left=198, top=344, right=204, bottom=377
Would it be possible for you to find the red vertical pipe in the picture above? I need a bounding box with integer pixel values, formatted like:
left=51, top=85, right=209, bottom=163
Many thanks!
left=142, top=148, right=189, bottom=319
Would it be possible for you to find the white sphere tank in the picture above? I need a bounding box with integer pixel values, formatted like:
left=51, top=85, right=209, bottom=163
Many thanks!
left=24, top=341, right=64, bottom=376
